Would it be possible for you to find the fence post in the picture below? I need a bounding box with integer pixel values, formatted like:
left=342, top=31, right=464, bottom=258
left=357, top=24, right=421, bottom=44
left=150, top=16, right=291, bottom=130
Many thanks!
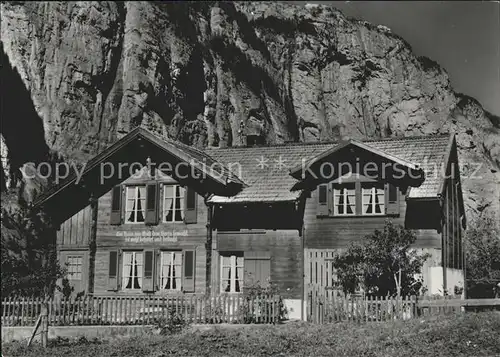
left=41, top=301, right=48, bottom=348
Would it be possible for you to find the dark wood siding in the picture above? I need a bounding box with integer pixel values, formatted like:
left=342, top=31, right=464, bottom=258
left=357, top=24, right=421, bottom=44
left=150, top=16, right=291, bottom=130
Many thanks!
left=213, top=230, right=302, bottom=299
left=304, top=183, right=441, bottom=250
left=57, top=205, right=92, bottom=248
left=59, top=172, right=209, bottom=296
left=441, top=146, right=464, bottom=272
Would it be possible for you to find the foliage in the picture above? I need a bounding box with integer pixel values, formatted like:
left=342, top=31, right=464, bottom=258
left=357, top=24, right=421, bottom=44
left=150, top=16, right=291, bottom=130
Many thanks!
left=1, top=205, right=64, bottom=298
left=332, top=220, right=430, bottom=297
left=3, top=312, right=500, bottom=357
left=465, top=213, right=500, bottom=298
left=60, top=278, right=74, bottom=300
left=241, top=281, right=287, bottom=323
left=154, top=309, right=188, bottom=335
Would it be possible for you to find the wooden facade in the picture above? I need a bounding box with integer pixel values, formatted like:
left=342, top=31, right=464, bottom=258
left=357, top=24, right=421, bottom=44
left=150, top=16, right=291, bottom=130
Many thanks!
left=46, top=129, right=464, bottom=314
left=212, top=229, right=302, bottom=299
left=57, top=169, right=210, bottom=297
left=441, top=143, right=466, bottom=294
left=303, top=180, right=443, bottom=296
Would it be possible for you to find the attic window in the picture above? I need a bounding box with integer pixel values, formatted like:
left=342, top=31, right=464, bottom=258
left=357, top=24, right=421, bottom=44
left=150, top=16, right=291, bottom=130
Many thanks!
left=333, top=184, right=356, bottom=216
left=126, top=186, right=146, bottom=223
left=361, top=184, right=385, bottom=215
left=163, top=184, right=185, bottom=223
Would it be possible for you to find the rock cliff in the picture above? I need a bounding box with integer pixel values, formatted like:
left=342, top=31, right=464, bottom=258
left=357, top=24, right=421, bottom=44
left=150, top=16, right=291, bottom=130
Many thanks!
left=1, top=1, right=499, bottom=220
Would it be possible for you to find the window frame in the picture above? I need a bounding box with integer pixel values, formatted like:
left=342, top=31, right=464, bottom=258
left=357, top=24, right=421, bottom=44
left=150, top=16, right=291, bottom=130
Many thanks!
left=320, top=178, right=395, bottom=218
left=122, top=251, right=143, bottom=291
left=361, top=183, right=386, bottom=216
left=162, top=184, right=185, bottom=223
left=66, top=255, right=83, bottom=281
left=125, top=185, right=147, bottom=224
left=159, top=250, right=183, bottom=292
left=332, top=184, right=357, bottom=216
left=220, top=253, right=244, bottom=294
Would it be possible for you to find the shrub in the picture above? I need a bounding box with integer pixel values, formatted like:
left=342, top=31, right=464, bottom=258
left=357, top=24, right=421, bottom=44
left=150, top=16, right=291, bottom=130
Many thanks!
left=332, top=220, right=430, bottom=297
left=241, top=282, right=287, bottom=323
left=154, top=309, right=188, bottom=335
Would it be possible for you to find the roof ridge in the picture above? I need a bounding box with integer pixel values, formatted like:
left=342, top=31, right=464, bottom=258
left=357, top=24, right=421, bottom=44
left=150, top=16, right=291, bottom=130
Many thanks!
left=204, top=133, right=451, bottom=151
left=362, top=133, right=450, bottom=142
left=205, top=141, right=336, bottom=150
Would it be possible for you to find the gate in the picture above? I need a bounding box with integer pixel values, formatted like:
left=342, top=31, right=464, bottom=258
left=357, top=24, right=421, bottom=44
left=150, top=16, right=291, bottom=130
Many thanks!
left=304, top=249, right=344, bottom=300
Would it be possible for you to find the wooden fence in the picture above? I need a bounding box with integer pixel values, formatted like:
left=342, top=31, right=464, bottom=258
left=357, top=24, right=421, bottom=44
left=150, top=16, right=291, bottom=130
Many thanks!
left=1, top=294, right=282, bottom=326
left=307, top=292, right=500, bottom=323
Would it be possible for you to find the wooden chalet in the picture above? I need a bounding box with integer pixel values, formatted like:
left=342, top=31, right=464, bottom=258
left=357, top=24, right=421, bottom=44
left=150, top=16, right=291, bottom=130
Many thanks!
left=34, top=128, right=466, bottom=319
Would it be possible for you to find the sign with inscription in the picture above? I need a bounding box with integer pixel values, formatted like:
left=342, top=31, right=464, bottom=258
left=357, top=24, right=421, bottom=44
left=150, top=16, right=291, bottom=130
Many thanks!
left=116, top=230, right=188, bottom=243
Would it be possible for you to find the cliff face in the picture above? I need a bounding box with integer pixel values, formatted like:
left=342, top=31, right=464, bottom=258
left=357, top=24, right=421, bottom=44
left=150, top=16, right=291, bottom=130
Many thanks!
left=1, top=1, right=499, bottom=220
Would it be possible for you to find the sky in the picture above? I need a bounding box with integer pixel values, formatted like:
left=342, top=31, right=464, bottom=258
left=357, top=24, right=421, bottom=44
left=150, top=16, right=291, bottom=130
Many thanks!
left=289, top=1, right=500, bottom=115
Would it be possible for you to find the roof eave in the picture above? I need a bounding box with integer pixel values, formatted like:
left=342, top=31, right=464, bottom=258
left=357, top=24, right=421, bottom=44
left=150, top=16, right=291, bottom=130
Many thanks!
left=208, top=199, right=297, bottom=205
left=436, top=132, right=456, bottom=197
left=33, top=127, right=245, bottom=209
left=288, top=139, right=422, bottom=179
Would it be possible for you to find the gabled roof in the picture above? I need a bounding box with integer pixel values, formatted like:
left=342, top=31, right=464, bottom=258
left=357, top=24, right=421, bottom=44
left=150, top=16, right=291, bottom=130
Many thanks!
left=207, top=134, right=454, bottom=204
left=288, top=139, right=421, bottom=176
left=206, top=143, right=332, bottom=203
left=365, top=134, right=452, bottom=199
left=32, top=128, right=244, bottom=223
left=33, top=127, right=458, bottom=219
left=152, top=131, right=245, bottom=186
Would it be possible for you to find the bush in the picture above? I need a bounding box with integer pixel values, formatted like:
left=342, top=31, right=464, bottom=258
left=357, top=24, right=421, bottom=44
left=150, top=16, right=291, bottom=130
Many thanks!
left=332, top=220, right=430, bottom=297
left=465, top=213, right=500, bottom=298
left=241, top=282, right=287, bottom=323
left=154, top=309, right=188, bottom=335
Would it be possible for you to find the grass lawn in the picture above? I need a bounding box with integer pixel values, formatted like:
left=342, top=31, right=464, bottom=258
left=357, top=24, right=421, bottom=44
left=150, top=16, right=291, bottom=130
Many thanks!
left=2, top=312, right=500, bottom=357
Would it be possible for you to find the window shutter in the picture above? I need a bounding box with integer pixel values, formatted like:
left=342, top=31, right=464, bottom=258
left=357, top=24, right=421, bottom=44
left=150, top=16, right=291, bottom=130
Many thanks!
left=108, top=251, right=119, bottom=291
left=142, top=250, right=155, bottom=292
left=184, top=188, right=197, bottom=224
left=317, top=184, right=330, bottom=217
left=145, top=183, right=159, bottom=225
left=244, top=251, right=271, bottom=289
left=110, top=186, right=122, bottom=225
left=155, top=250, right=161, bottom=291
left=182, top=250, right=196, bottom=292
left=385, top=183, right=400, bottom=216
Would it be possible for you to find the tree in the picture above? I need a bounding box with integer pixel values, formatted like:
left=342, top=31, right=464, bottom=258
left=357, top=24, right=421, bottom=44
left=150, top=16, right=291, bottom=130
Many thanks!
left=1, top=204, right=65, bottom=298
left=332, top=220, right=430, bottom=297
left=465, top=213, right=500, bottom=298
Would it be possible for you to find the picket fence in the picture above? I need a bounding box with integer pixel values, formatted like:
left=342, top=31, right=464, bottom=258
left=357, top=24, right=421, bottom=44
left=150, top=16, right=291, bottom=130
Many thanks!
left=1, top=294, right=282, bottom=326
left=307, top=292, right=500, bottom=323
left=308, top=294, right=420, bottom=323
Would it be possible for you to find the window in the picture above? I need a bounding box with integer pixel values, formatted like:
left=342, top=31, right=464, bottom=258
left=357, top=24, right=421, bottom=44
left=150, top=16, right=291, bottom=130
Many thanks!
left=160, top=251, right=182, bottom=291
left=220, top=254, right=244, bottom=293
left=362, top=184, right=385, bottom=215
left=125, top=186, right=146, bottom=223
left=333, top=184, right=356, bottom=216
left=122, top=251, right=143, bottom=290
left=67, top=256, right=83, bottom=280
left=163, top=185, right=185, bottom=222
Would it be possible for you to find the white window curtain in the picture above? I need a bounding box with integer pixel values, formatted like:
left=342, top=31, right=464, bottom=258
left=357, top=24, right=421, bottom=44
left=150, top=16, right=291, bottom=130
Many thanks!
left=333, top=185, right=356, bottom=215
left=160, top=251, right=182, bottom=291
left=126, top=186, right=146, bottom=223
left=163, top=185, right=185, bottom=222
left=221, top=255, right=244, bottom=293
left=122, top=251, right=143, bottom=290
left=175, top=185, right=185, bottom=221
left=362, top=185, right=385, bottom=215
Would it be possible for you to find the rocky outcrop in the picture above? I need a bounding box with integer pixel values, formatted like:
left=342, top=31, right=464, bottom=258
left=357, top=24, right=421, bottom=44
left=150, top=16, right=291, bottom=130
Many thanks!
left=1, top=1, right=499, bottom=220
